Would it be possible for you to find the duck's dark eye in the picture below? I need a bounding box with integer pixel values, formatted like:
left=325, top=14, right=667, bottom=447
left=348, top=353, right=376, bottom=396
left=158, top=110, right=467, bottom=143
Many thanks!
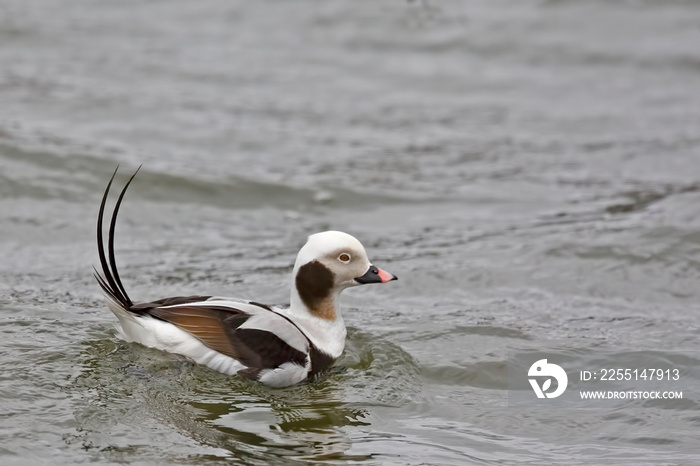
left=338, top=253, right=351, bottom=263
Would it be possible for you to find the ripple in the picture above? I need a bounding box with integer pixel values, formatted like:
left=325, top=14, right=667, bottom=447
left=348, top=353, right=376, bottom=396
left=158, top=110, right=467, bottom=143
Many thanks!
left=68, top=325, right=421, bottom=462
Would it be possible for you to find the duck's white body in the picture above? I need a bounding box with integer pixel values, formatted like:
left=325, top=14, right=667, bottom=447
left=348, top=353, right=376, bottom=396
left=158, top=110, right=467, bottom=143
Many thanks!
left=95, top=168, right=396, bottom=387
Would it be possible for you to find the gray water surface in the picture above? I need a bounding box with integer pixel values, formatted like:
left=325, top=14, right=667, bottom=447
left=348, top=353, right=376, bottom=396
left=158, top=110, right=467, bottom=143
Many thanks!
left=2, top=1, right=700, bottom=465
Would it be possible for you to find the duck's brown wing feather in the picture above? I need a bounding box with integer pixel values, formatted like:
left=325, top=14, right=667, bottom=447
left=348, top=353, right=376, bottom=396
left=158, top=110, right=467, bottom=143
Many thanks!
left=131, top=301, right=308, bottom=373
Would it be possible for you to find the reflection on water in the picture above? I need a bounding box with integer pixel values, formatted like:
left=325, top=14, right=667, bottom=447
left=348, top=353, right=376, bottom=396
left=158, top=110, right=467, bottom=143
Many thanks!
left=70, top=327, right=421, bottom=463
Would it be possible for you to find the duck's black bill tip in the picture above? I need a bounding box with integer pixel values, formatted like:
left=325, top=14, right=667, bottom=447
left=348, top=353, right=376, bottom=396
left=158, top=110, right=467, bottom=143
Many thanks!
left=355, top=265, right=397, bottom=284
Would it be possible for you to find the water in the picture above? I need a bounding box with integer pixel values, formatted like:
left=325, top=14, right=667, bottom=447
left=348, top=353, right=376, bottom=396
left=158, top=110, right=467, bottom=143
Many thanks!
left=2, top=1, right=700, bottom=464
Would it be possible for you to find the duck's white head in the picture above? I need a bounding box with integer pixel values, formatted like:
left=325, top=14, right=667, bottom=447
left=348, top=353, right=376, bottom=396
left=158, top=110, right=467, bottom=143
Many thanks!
left=290, top=230, right=397, bottom=321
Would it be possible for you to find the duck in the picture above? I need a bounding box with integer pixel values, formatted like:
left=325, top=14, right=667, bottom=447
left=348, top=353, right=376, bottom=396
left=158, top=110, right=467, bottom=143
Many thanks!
left=94, top=167, right=397, bottom=387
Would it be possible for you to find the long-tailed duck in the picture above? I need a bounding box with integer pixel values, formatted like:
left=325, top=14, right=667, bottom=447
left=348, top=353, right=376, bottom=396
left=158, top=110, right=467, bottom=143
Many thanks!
left=94, top=167, right=397, bottom=387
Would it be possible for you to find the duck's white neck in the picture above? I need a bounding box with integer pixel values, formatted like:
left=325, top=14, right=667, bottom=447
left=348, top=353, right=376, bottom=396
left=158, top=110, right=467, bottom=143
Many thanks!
left=288, top=274, right=347, bottom=358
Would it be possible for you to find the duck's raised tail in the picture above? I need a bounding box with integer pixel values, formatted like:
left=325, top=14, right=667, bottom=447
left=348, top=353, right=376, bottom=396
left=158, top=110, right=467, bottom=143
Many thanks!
left=94, top=166, right=141, bottom=311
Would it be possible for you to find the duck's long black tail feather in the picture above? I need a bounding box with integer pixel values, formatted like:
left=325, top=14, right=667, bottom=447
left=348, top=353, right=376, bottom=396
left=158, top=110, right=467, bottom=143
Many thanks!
left=94, top=166, right=141, bottom=310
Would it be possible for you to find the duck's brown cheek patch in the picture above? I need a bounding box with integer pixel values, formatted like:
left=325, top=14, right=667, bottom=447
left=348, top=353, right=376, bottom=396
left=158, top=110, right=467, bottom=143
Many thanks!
left=296, top=260, right=335, bottom=316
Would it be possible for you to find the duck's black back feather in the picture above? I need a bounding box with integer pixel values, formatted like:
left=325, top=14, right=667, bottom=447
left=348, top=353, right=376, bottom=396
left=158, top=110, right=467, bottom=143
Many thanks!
left=130, top=295, right=214, bottom=312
